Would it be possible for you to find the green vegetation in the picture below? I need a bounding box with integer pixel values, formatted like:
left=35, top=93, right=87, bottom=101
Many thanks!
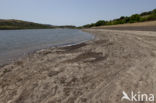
left=0, top=19, right=54, bottom=30
left=81, top=8, right=156, bottom=28
left=0, top=19, right=76, bottom=30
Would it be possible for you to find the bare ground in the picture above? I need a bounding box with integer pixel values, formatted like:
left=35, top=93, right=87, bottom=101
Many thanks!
left=0, top=29, right=156, bottom=103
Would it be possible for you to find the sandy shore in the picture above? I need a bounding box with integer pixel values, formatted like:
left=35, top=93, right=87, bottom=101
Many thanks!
left=0, top=29, right=156, bottom=103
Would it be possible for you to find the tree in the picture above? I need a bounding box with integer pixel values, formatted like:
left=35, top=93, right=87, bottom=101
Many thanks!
left=129, top=14, right=141, bottom=23
left=95, top=20, right=107, bottom=26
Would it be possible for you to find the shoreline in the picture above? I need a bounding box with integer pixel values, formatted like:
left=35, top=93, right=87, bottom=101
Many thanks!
left=0, top=29, right=94, bottom=67
left=0, top=37, right=94, bottom=66
left=0, top=29, right=156, bottom=102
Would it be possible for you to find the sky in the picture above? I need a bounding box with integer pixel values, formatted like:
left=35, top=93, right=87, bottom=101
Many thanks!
left=0, top=0, right=156, bottom=26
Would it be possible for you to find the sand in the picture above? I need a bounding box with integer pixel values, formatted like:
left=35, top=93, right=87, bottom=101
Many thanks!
left=0, top=29, right=156, bottom=103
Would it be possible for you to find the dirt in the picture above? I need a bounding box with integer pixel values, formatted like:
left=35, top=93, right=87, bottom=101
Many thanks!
left=0, top=29, right=156, bottom=103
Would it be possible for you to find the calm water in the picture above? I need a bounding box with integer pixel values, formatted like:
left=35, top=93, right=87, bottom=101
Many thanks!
left=0, top=29, right=93, bottom=65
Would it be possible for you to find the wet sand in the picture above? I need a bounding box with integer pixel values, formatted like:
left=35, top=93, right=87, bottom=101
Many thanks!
left=0, top=29, right=156, bottom=103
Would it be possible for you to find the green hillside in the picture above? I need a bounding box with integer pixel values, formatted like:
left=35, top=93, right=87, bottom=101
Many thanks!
left=81, top=8, right=156, bottom=28
left=0, top=19, right=76, bottom=30
left=0, top=19, right=56, bottom=30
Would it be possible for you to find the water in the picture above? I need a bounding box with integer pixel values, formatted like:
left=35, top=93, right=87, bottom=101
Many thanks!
left=0, top=29, right=93, bottom=65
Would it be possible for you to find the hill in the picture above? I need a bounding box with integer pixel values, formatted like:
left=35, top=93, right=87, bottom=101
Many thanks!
left=0, top=19, right=76, bottom=30
left=81, top=8, right=156, bottom=28
left=0, top=19, right=55, bottom=30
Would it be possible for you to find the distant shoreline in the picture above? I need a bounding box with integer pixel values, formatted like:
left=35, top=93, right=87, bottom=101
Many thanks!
left=0, top=27, right=77, bottom=30
left=0, top=19, right=76, bottom=30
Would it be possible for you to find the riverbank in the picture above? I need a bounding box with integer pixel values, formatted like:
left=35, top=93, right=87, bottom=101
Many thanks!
left=0, top=29, right=156, bottom=103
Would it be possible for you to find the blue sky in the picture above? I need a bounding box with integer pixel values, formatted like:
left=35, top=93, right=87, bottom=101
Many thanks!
left=0, top=0, right=156, bottom=26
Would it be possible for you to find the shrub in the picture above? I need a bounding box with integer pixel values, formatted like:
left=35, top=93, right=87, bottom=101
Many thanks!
left=95, top=20, right=107, bottom=26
